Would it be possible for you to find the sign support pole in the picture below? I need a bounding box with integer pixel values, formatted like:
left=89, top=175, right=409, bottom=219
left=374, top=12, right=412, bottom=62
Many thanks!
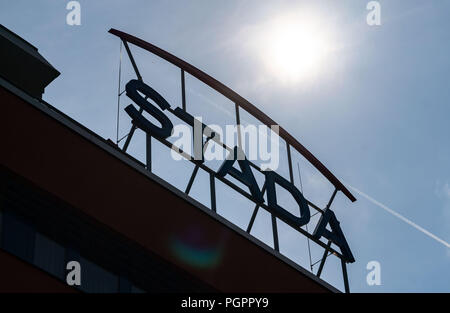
left=146, top=134, right=152, bottom=172
left=341, top=258, right=350, bottom=293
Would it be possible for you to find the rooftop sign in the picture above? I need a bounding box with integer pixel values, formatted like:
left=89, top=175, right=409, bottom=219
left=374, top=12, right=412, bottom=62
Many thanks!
left=109, top=28, right=356, bottom=292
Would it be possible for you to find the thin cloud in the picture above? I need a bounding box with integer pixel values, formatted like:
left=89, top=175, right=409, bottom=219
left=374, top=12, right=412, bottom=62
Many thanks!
left=348, top=185, right=450, bottom=249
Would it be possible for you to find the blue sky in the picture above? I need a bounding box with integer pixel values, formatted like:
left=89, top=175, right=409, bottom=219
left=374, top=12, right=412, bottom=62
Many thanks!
left=1, top=0, right=449, bottom=292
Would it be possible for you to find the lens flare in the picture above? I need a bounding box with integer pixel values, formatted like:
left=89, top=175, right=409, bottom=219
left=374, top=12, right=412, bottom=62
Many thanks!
left=170, top=227, right=223, bottom=268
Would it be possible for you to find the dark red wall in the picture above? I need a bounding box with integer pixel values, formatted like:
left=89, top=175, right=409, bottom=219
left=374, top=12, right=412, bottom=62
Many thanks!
left=0, top=86, right=333, bottom=292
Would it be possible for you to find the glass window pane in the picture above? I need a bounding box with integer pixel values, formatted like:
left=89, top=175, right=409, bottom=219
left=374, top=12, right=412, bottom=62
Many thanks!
left=2, top=211, right=35, bottom=262
left=79, top=257, right=118, bottom=293
left=34, top=233, right=65, bottom=280
left=131, top=285, right=145, bottom=293
left=119, top=276, right=132, bottom=293
left=0, top=209, right=3, bottom=247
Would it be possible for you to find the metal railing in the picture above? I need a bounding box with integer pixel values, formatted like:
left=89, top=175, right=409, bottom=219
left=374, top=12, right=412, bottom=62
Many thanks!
left=109, top=28, right=355, bottom=293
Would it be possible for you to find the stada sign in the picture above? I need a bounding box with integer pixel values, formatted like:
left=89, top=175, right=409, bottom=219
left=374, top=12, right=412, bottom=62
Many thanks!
left=109, top=29, right=357, bottom=292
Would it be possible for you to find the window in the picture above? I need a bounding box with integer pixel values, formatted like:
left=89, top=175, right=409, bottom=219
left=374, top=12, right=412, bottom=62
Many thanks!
left=119, top=276, right=132, bottom=293
left=34, top=233, right=65, bottom=280
left=0, top=209, right=3, bottom=247
left=2, top=211, right=35, bottom=262
left=131, top=285, right=146, bottom=293
left=0, top=209, right=144, bottom=293
left=79, top=257, right=119, bottom=293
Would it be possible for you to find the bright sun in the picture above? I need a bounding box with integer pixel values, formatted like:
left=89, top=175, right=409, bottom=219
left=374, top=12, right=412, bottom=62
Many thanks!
left=263, top=13, right=334, bottom=83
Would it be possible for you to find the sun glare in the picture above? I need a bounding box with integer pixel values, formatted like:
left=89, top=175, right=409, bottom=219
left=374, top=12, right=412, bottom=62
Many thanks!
left=263, top=13, right=335, bottom=84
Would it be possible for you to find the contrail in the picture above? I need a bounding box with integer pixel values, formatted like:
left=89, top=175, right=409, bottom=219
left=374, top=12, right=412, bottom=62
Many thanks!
left=348, top=185, right=450, bottom=249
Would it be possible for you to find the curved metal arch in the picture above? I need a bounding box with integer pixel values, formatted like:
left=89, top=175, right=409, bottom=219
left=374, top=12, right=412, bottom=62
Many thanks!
left=108, top=28, right=356, bottom=203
